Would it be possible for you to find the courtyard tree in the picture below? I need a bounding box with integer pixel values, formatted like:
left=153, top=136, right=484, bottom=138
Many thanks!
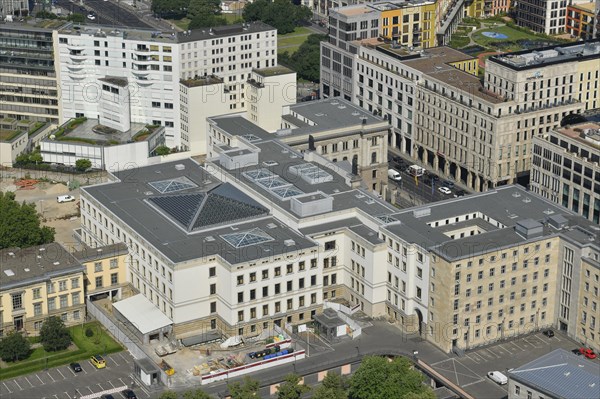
left=348, top=356, right=435, bottom=399
left=277, top=373, right=311, bottom=399
left=313, top=373, right=348, bottom=399
left=159, top=392, right=179, bottom=399
left=40, top=316, right=72, bottom=352
left=0, top=191, right=55, bottom=249
left=154, top=145, right=171, bottom=156
left=75, top=158, right=92, bottom=172
left=183, top=388, right=213, bottom=399
left=0, top=331, right=31, bottom=362
left=228, top=376, right=259, bottom=399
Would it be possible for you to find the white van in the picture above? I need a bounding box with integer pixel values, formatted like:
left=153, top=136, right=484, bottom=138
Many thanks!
left=407, top=165, right=425, bottom=177
left=57, top=195, right=75, bottom=203
left=487, top=371, right=508, bottom=385
left=388, top=169, right=402, bottom=181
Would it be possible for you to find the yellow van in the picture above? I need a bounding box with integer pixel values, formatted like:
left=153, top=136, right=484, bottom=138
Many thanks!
left=90, top=355, right=106, bottom=369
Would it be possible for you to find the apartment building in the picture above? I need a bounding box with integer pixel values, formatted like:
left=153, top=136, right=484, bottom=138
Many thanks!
left=515, top=0, right=568, bottom=34
left=530, top=122, right=600, bottom=224
left=577, top=256, right=600, bottom=349
left=55, top=22, right=277, bottom=150
left=0, top=20, right=65, bottom=125
left=207, top=98, right=390, bottom=194
left=566, top=1, right=596, bottom=40
left=508, top=349, right=600, bottom=399
left=73, top=243, right=129, bottom=301
left=0, top=244, right=86, bottom=336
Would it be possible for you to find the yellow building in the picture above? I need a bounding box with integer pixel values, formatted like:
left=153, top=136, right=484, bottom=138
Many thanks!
left=576, top=257, right=600, bottom=351
left=73, top=243, right=129, bottom=301
left=566, top=2, right=596, bottom=41
left=464, top=0, right=485, bottom=18
left=380, top=0, right=437, bottom=48
left=0, top=244, right=85, bottom=336
left=448, top=57, right=479, bottom=76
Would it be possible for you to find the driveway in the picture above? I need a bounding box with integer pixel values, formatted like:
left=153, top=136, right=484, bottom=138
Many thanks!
left=0, top=352, right=149, bottom=399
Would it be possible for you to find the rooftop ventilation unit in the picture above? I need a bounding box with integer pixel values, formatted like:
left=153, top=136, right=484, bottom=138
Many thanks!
left=413, top=208, right=431, bottom=218
left=512, top=192, right=521, bottom=198
left=266, top=223, right=277, bottom=229
left=175, top=164, right=185, bottom=171
left=543, top=208, right=555, bottom=215
left=204, top=236, right=215, bottom=242
left=24, top=268, right=30, bottom=272
left=53, top=261, right=60, bottom=265
left=284, top=239, right=295, bottom=246
left=4, top=269, right=15, bottom=277
left=523, top=197, right=531, bottom=203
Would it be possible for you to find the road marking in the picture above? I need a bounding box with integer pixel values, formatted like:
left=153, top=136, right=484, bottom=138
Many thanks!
left=430, top=358, right=453, bottom=366
left=53, top=395, right=59, bottom=399
left=494, top=345, right=511, bottom=355
left=462, top=379, right=485, bottom=387
left=97, top=383, right=104, bottom=391
left=118, top=378, right=127, bottom=387
left=13, top=379, right=23, bottom=390
left=117, top=352, right=129, bottom=363
left=64, top=392, right=70, bottom=399
left=484, top=348, right=500, bottom=359
left=36, top=373, right=46, bottom=384
left=111, top=355, right=120, bottom=366
left=47, top=371, right=55, bottom=382
left=85, top=386, right=94, bottom=394
left=76, top=388, right=83, bottom=397
left=511, top=340, right=524, bottom=351
left=534, top=334, right=547, bottom=345
left=68, top=366, right=77, bottom=376
left=108, top=380, right=115, bottom=388
left=2, top=381, right=13, bottom=393
left=24, top=376, right=34, bottom=388
left=56, top=368, right=66, bottom=379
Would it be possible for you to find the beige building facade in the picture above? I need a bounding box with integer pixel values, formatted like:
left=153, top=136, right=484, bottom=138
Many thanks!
left=0, top=244, right=86, bottom=336
left=73, top=243, right=129, bottom=301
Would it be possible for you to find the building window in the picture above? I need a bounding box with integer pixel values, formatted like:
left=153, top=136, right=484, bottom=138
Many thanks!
left=32, top=288, right=41, bottom=299
left=94, top=262, right=103, bottom=272
left=72, top=292, right=80, bottom=305
left=209, top=267, right=216, bottom=277
left=95, top=276, right=103, bottom=288
left=11, top=294, right=23, bottom=310
left=210, top=302, right=216, bottom=313
left=60, top=295, right=68, bottom=309
left=110, top=259, right=118, bottom=269
left=34, top=303, right=42, bottom=316
left=71, top=278, right=79, bottom=289
left=111, top=273, right=118, bottom=285
left=59, top=280, right=67, bottom=291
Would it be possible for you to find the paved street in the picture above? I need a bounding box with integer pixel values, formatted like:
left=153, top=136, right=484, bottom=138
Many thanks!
left=0, top=352, right=148, bottom=399
left=55, top=0, right=152, bottom=29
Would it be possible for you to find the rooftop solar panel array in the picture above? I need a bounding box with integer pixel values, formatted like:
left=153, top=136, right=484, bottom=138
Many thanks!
left=288, top=163, right=333, bottom=185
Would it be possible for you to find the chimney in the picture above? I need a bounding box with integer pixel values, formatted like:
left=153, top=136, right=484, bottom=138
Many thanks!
left=308, top=135, right=316, bottom=151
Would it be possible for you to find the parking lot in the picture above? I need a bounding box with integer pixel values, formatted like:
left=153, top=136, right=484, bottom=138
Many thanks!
left=430, top=330, right=597, bottom=399
left=0, top=352, right=149, bottom=399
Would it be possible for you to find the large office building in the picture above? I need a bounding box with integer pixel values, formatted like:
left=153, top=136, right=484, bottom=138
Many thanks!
left=515, top=0, right=568, bottom=35
left=323, top=37, right=599, bottom=191
left=0, top=244, right=86, bottom=336
left=80, top=123, right=599, bottom=353
left=55, top=22, right=277, bottom=150
left=530, top=121, right=600, bottom=224
left=0, top=20, right=65, bottom=126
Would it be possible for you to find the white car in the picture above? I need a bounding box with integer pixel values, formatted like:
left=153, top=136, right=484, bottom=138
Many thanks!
left=87, top=14, right=96, bottom=20
left=57, top=195, right=76, bottom=203
left=487, top=371, right=508, bottom=385
left=438, top=186, right=452, bottom=195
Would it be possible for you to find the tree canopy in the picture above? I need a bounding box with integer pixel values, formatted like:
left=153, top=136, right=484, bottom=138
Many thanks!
left=75, top=158, right=92, bottom=172
left=151, top=0, right=188, bottom=18
left=279, top=34, right=326, bottom=82
left=228, top=377, right=259, bottom=399
left=0, top=191, right=55, bottom=250
left=313, top=373, right=349, bottom=399
left=0, top=331, right=31, bottom=362
left=40, top=316, right=72, bottom=352
left=277, top=373, right=311, bottom=399
left=243, top=0, right=312, bottom=34
left=348, top=356, right=435, bottom=399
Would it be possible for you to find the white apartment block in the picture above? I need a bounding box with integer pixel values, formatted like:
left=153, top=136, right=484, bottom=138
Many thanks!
left=515, top=0, right=568, bottom=35
left=55, top=22, right=277, bottom=151
left=530, top=122, right=600, bottom=224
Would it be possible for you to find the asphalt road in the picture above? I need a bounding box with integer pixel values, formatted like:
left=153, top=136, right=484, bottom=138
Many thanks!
left=55, top=0, right=151, bottom=29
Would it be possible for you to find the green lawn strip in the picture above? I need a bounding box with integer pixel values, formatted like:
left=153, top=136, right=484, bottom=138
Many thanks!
left=278, top=26, right=312, bottom=38
left=0, top=322, right=123, bottom=381
left=0, top=129, right=24, bottom=141
left=167, top=18, right=190, bottom=30
left=449, top=36, right=470, bottom=48
left=472, top=25, right=544, bottom=47
left=223, top=13, right=243, bottom=24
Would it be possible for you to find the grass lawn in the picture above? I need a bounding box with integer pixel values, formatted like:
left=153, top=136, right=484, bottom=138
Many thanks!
left=472, top=25, right=543, bottom=49
left=0, top=129, right=23, bottom=141
left=278, top=27, right=313, bottom=54
left=0, top=322, right=122, bottom=381
left=167, top=18, right=190, bottom=30
left=223, top=13, right=243, bottom=24
left=449, top=35, right=470, bottom=48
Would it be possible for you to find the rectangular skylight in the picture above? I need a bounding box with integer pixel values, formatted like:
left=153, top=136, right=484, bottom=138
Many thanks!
left=288, top=163, right=333, bottom=185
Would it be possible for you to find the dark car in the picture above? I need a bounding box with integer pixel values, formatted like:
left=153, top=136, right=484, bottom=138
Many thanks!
left=70, top=362, right=82, bottom=372
left=431, top=175, right=440, bottom=182
left=442, top=180, right=455, bottom=189
left=542, top=329, right=555, bottom=338
left=121, top=389, right=137, bottom=399
left=454, top=190, right=466, bottom=197
left=100, top=395, right=115, bottom=399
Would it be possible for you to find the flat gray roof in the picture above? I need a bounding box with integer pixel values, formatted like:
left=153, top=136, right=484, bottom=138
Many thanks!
left=177, top=22, right=274, bottom=43
left=82, top=159, right=317, bottom=264
left=385, top=185, right=600, bottom=260
left=509, top=349, right=600, bottom=399
left=283, top=98, right=386, bottom=135
left=73, top=243, right=129, bottom=263
left=1, top=244, right=84, bottom=290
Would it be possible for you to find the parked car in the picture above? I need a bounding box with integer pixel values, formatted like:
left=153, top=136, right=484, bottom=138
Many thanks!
left=70, top=362, right=82, bottom=372
left=57, top=195, right=75, bottom=203
left=487, top=371, right=508, bottom=385
left=578, top=347, right=597, bottom=359
left=388, top=169, right=402, bottom=181
left=454, top=190, right=466, bottom=197
left=87, top=13, right=96, bottom=20
left=542, top=329, right=555, bottom=338
left=438, top=186, right=452, bottom=195
left=100, top=395, right=115, bottom=399
left=90, top=354, right=106, bottom=369
left=121, top=389, right=137, bottom=399
left=442, top=180, right=455, bottom=189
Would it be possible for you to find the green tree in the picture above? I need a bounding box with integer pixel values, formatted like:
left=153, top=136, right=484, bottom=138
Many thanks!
left=67, top=13, right=85, bottom=23
left=228, top=377, right=259, bottom=399
left=75, top=158, right=92, bottom=172
left=0, top=331, right=31, bottom=362
left=151, top=0, right=188, bottom=18
left=188, top=14, right=227, bottom=30
left=29, top=153, right=43, bottom=164
left=159, top=392, right=179, bottom=399
left=348, top=356, right=434, bottom=399
left=36, top=10, right=58, bottom=19
left=188, top=0, right=221, bottom=18
left=40, top=316, right=71, bottom=352
left=243, top=0, right=312, bottom=34
left=154, top=145, right=171, bottom=156
left=182, top=388, right=212, bottom=399
left=0, top=191, right=55, bottom=249
left=279, top=34, right=326, bottom=82
left=276, top=373, right=311, bottom=399
left=313, top=373, right=348, bottom=399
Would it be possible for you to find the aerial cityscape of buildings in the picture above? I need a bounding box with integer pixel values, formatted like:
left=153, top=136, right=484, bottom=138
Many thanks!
left=1, top=0, right=599, bottom=398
